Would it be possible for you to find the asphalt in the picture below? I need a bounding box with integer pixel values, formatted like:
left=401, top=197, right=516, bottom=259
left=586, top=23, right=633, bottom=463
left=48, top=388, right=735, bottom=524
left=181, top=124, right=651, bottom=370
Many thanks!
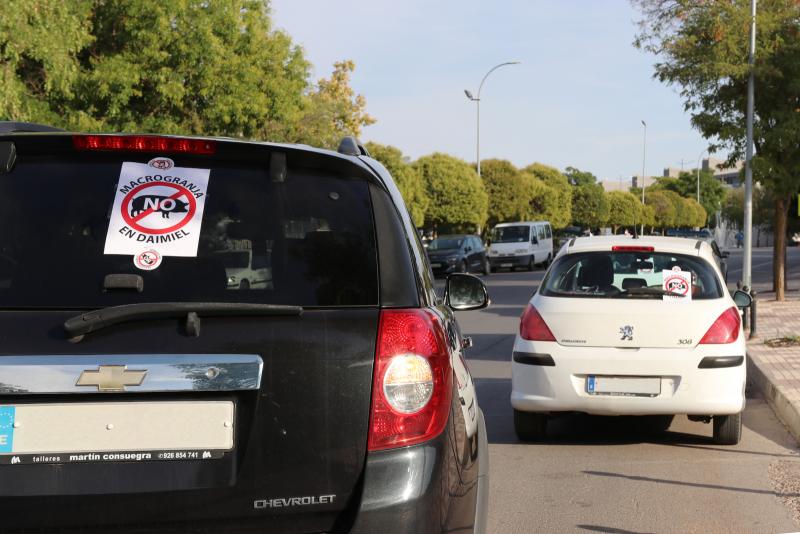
left=439, top=250, right=800, bottom=533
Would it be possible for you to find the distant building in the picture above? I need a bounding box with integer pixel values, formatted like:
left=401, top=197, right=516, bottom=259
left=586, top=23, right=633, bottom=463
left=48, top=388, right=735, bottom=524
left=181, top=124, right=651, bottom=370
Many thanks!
left=601, top=178, right=635, bottom=192
left=703, top=157, right=743, bottom=187
left=662, top=167, right=682, bottom=178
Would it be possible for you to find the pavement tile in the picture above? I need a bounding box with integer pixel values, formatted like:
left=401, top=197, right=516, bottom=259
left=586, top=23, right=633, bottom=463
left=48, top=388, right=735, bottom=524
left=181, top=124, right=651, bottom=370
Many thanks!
left=747, top=297, right=800, bottom=443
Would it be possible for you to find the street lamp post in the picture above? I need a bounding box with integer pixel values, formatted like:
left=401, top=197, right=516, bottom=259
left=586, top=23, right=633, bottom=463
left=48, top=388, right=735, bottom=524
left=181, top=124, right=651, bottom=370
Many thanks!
left=743, top=0, right=757, bottom=290
left=640, top=120, right=647, bottom=235
left=696, top=148, right=707, bottom=205
left=465, top=61, right=521, bottom=178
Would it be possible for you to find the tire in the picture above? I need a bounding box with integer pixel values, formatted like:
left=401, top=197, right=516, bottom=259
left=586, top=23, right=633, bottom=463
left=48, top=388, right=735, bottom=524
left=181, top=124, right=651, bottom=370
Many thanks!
left=239, top=279, right=250, bottom=290
left=514, top=410, right=547, bottom=442
left=482, top=258, right=491, bottom=276
left=713, top=413, right=742, bottom=445
left=644, top=414, right=674, bottom=433
left=459, top=260, right=468, bottom=273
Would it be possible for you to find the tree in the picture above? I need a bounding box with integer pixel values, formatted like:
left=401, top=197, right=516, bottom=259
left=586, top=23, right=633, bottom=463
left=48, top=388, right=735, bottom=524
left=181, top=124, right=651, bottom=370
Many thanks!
left=606, top=191, right=641, bottom=234
left=683, top=198, right=708, bottom=229
left=634, top=0, right=800, bottom=299
left=645, top=190, right=677, bottom=231
left=0, top=1, right=374, bottom=150
left=523, top=163, right=572, bottom=228
left=415, top=153, right=488, bottom=232
left=571, top=184, right=610, bottom=229
left=480, top=159, right=530, bottom=227
left=652, top=171, right=724, bottom=226
left=365, top=142, right=428, bottom=227
left=564, top=166, right=598, bottom=187
left=280, top=60, right=376, bottom=148
left=661, top=190, right=690, bottom=228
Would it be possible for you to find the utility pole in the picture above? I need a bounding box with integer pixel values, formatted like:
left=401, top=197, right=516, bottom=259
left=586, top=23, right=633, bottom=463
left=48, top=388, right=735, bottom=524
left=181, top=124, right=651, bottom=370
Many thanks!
left=743, top=0, right=756, bottom=289
left=640, top=120, right=647, bottom=235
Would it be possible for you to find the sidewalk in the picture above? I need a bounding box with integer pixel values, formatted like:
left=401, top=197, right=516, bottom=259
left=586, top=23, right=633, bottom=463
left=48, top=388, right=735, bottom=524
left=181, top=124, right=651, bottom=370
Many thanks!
left=746, top=296, right=800, bottom=443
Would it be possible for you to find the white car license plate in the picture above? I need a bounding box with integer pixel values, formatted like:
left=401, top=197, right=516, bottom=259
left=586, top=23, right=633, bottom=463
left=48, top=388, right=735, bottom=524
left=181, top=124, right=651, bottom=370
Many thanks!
left=0, top=401, right=233, bottom=465
left=430, top=263, right=441, bottom=268
left=586, top=376, right=661, bottom=397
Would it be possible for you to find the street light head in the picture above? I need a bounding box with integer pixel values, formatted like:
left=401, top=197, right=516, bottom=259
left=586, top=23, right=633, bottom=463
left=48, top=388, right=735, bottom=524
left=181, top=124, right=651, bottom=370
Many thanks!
left=641, top=120, right=647, bottom=127
left=464, top=89, right=474, bottom=100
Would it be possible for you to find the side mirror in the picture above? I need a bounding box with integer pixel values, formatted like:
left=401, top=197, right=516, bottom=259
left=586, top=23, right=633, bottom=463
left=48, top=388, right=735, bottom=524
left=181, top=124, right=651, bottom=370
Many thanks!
left=721, top=251, right=730, bottom=259
left=445, top=273, right=489, bottom=311
left=733, top=290, right=752, bottom=309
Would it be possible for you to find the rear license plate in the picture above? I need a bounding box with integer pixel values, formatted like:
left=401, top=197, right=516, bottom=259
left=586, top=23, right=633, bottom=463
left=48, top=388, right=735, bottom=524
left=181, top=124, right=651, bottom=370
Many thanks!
left=586, top=376, right=661, bottom=397
left=501, top=263, right=512, bottom=268
left=0, top=401, right=233, bottom=465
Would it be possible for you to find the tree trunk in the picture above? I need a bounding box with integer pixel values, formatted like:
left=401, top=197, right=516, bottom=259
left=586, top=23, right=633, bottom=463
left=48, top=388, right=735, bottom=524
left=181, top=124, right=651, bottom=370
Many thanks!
left=773, top=196, right=789, bottom=301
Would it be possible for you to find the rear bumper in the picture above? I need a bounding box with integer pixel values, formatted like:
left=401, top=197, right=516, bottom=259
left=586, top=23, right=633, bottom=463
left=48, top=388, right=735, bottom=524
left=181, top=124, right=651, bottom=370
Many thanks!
left=510, top=341, right=746, bottom=416
left=350, top=410, right=488, bottom=534
left=488, top=255, right=530, bottom=268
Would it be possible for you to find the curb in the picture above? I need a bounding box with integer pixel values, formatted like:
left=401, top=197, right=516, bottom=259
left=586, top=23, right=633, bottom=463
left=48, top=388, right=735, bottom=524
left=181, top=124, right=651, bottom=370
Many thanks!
left=747, top=352, right=800, bottom=444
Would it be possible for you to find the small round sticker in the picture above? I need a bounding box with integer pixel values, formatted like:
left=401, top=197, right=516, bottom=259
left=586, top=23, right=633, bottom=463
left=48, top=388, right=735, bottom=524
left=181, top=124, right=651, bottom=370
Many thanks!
left=134, top=249, right=162, bottom=271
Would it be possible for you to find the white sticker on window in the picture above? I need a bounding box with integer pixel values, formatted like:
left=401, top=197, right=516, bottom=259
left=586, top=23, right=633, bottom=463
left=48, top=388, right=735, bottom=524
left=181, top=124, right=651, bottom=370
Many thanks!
left=104, top=159, right=210, bottom=257
left=662, top=269, right=692, bottom=302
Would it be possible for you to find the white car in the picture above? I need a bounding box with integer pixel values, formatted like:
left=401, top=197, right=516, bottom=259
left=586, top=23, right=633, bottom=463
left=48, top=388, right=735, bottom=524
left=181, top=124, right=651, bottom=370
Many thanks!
left=511, top=236, right=752, bottom=445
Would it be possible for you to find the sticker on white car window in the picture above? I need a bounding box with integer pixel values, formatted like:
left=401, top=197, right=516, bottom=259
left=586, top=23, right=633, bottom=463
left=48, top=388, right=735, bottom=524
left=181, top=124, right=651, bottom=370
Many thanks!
left=104, top=158, right=210, bottom=258
left=662, top=269, right=692, bottom=301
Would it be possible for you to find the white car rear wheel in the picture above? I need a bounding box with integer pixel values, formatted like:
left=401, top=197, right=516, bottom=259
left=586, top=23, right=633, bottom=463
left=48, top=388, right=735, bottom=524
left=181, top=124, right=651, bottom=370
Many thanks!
left=513, top=409, right=547, bottom=442
left=712, top=412, right=742, bottom=445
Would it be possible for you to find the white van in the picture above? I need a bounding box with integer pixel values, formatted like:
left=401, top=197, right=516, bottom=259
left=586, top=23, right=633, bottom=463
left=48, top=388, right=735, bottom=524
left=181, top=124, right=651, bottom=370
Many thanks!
left=488, top=221, right=554, bottom=271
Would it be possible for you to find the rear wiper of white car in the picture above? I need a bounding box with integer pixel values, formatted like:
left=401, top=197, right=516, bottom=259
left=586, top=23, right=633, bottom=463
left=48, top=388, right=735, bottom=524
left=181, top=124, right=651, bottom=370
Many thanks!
left=624, top=287, right=685, bottom=298
left=64, top=302, right=303, bottom=341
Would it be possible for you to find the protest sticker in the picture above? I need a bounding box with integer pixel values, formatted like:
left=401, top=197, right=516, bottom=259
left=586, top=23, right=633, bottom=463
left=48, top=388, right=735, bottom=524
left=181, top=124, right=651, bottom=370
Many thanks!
left=104, top=159, right=210, bottom=258
left=662, top=268, right=692, bottom=302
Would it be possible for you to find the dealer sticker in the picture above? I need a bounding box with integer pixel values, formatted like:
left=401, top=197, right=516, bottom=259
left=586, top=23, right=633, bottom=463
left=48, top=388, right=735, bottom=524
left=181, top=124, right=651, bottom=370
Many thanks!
left=104, top=159, right=210, bottom=257
left=134, top=249, right=162, bottom=271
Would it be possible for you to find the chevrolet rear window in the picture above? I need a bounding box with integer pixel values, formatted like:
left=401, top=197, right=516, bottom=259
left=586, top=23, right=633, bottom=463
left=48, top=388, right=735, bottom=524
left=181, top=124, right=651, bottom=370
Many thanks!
left=0, top=152, right=378, bottom=307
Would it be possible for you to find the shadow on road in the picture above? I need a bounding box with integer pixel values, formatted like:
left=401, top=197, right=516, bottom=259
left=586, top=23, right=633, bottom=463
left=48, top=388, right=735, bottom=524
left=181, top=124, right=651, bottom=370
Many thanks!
left=577, top=526, right=654, bottom=534
left=583, top=469, right=800, bottom=497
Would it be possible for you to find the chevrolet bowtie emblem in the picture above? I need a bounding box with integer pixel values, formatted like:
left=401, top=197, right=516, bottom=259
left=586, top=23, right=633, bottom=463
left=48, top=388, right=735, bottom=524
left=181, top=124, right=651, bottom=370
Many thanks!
left=76, top=365, right=147, bottom=392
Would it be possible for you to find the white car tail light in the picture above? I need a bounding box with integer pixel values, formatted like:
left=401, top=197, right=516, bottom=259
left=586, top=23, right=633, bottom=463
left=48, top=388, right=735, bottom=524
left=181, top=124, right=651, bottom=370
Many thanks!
left=368, top=309, right=452, bottom=451
left=519, top=304, right=556, bottom=342
left=699, top=307, right=740, bottom=344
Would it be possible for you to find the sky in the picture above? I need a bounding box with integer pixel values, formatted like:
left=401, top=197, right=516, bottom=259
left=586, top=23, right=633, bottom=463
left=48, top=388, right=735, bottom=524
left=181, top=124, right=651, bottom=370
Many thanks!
left=270, top=0, right=721, bottom=183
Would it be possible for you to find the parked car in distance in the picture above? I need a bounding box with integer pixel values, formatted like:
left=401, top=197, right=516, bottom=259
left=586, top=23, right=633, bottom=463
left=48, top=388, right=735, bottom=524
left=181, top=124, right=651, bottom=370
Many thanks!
left=488, top=221, right=553, bottom=271
left=0, top=124, right=490, bottom=533
left=426, top=234, right=490, bottom=277
left=511, top=235, right=751, bottom=445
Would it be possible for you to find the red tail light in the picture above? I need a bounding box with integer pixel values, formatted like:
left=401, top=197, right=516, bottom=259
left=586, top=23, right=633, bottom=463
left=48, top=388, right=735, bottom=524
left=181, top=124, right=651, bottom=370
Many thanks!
left=699, top=307, right=740, bottom=344
left=519, top=304, right=556, bottom=342
left=612, top=246, right=654, bottom=252
left=368, top=309, right=453, bottom=451
left=73, top=135, right=216, bottom=155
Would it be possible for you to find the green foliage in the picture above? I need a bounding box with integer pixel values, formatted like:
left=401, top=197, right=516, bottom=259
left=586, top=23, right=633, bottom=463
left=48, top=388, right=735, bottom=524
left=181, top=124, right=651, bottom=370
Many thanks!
left=365, top=142, right=427, bottom=227
left=721, top=186, right=774, bottom=229
left=0, top=1, right=373, bottom=148
left=415, top=153, right=488, bottom=231
left=564, top=166, right=598, bottom=187
left=652, top=171, right=724, bottom=226
left=480, top=159, right=532, bottom=227
left=661, top=190, right=690, bottom=228
left=606, top=191, right=641, bottom=233
left=571, top=184, right=609, bottom=229
left=683, top=198, right=708, bottom=228
left=635, top=0, right=800, bottom=296
left=645, top=190, right=677, bottom=230
left=523, top=163, right=572, bottom=228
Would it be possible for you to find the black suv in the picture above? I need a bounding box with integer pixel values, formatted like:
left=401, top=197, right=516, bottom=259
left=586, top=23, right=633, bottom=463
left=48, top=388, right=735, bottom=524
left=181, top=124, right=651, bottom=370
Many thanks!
left=0, top=125, right=489, bottom=533
left=426, top=235, right=490, bottom=277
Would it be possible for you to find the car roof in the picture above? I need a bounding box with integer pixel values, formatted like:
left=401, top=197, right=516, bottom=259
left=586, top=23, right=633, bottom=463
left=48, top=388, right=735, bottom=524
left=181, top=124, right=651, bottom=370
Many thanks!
left=494, top=221, right=549, bottom=227
left=565, top=235, right=709, bottom=256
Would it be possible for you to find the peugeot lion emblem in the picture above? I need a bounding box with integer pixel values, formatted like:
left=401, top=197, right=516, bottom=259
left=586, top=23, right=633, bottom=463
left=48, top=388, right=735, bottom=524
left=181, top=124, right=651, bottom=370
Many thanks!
left=76, top=365, right=147, bottom=392
left=619, top=325, right=634, bottom=341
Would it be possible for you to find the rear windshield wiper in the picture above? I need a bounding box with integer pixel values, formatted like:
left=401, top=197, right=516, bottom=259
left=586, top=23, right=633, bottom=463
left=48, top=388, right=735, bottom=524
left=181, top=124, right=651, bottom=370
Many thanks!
left=623, top=287, right=686, bottom=298
left=64, top=302, right=302, bottom=341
